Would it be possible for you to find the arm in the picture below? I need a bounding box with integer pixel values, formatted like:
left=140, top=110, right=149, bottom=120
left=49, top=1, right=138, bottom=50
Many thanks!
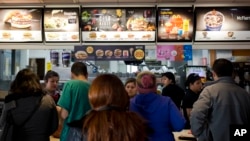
left=57, top=82, right=72, bottom=120
left=60, top=108, right=68, bottom=120
left=190, top=88, right=212, bottom=138
left=186, top=108, right=192, bottom=120
left=169, top=100, right=186, bottom=131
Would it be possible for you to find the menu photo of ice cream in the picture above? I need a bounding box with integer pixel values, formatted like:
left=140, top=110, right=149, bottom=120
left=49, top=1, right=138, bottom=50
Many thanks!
left=0, top=8, right=43, bottom=42
left=195, top=7, right=250, bottom=41
left=157, top=7, right=194, bottom=42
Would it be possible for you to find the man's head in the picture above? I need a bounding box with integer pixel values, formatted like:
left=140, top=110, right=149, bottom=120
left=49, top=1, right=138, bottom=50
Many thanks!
left=212, top=58, right=234, bottom=80
left=71, top=62, right=88, bottom=79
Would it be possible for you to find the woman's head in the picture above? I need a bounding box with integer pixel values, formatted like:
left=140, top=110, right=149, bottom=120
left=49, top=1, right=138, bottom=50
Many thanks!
left=161, top=72, right=176, bottom=87
left=10, top=68, right=43, bottom=94
left=124, top=78, right=137, bottom=98
left=89, top=74, right=129, bottom=110
left=136, top=71, right=157, bottom=94
left=44, top=70, right=59, bottom=92
left=185, top=73, right=203, bottom=93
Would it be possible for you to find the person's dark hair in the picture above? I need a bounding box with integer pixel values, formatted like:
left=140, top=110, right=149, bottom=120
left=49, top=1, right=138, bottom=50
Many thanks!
left=124, top=78, right=136, bottom=87
left=212, top=58, right=234, bottom=77
left=185, top=73, right=201, bottom=88
left=9, top=68, right=43, bottom=94
left=83, top=74, right=147, bottom=141
left=161, top=72, right=176, bottom=84
left=71, top=62, right=88, bottom=77
left=44, top=70, right=59, bottom=83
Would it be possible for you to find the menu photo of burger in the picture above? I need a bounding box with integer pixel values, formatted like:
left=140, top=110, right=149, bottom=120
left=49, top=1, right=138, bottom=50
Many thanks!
left=114, top=49, right=122, bottom=57
left=95, top=49, right=104, bottom=57
left=23, top=32, right=33, bottom=39
left=75, top=50, right=88, bottom=60
left=1, top=31, right=11, bottom=39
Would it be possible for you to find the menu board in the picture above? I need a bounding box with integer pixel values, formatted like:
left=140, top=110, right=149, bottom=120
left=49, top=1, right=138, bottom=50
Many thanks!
left=81, top=7, right=156, bottom=42
left=0, top=8, right=42, bottom=42
left=74, top=45, right=145, bottom=61
left=44, top=8, right=80, bottom=42
left=195, top=7, right=250, bottom=41
left=157, top=45, right=192, bottom=61
left=157, top=7, right=193, bottom=42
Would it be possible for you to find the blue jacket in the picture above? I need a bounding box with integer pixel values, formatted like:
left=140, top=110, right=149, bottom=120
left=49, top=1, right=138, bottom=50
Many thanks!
left=130, top=93, right=186, bottom=141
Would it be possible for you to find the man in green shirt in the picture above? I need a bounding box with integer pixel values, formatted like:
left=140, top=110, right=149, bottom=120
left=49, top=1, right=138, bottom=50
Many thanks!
left=57, top=62, right=91, bottom=141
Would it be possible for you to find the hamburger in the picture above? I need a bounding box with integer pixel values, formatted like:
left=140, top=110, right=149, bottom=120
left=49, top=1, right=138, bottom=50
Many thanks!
left=114, top=34, right=120, bottom=38
left=2, top=32, right=11, bottom=39
left=114, top=49, right=122, bottom=57
left=89, top=32, right=97, bottom=38
left=96, top=49, right=104, bottom=57
left=75, top=51, right=88, bottom=59
left=100, top=34, right=107, bottom=38
left=71, top=34, right=78, bottom=40
left=23, top=32, right=32, bottom=38
left=105, top=50, right=113, bottom=57
left=128, top=33, right=134, bottom=38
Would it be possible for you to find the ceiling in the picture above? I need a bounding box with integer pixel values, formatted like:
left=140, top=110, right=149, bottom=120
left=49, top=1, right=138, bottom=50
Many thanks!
left=0, top=0, right=249, bottom=5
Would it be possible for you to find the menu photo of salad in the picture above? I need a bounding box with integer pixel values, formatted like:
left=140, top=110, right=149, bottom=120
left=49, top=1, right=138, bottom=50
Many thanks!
left=81, top=7, right=156, bottom=42
left=44, top=8, right=80, bottom=42
left=195, top=7, right=250, bottom=41
left=157, top=7, right=194, bottom=42
left=0, top=8, right=42, bottom=42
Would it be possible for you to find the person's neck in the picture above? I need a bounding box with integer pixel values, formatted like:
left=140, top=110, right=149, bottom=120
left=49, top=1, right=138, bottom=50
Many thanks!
left=74, top=75, right=88, bottom=81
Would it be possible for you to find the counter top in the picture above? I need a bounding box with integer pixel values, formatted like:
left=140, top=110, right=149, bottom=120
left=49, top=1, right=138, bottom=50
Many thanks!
left=173, top=129, right=197, bottom=141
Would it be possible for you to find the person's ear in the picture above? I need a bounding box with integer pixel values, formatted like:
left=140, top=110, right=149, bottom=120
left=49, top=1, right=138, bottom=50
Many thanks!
left=212, top=71, right=217, bottom=80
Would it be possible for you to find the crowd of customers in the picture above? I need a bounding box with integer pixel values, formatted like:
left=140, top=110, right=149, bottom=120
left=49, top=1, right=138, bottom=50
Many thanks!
left=1, top=58, right=250, bottom=141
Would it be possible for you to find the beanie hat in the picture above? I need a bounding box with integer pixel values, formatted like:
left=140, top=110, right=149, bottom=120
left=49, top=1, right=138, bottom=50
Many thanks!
left=136, top=71, right=157, bottom=94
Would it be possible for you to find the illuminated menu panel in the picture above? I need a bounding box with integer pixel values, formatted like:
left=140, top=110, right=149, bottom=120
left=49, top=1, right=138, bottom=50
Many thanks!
left=0, top=8, right=42, bottom=42
left=74, top=45, right=145, bottom=61
left=157, top=7, right=194, bottom=42
left=44, top=8, right=80, bottom=42
left=81, top=7, right=156, bottom=42
left=195, top=7, right=250, bottom=41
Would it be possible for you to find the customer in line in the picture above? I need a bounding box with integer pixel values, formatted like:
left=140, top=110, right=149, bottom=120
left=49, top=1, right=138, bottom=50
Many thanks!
left=44, top=70, right=60, bottom=104
left=43, top=70, right=62, bottom=138
left=161, top=72, right=185, bottom=109
left=130, top=71, right=186, bottom=141
left=0, top=68, right=58, bottom=141
left=57, top=62, right=91, bottom=141
left=82, top=74, right=148, bottom=141
left=124, top=77, right=137, bottom=98
left=190, top=58, right=250, bottom=141
left=181, top=73, right=203, bottom=129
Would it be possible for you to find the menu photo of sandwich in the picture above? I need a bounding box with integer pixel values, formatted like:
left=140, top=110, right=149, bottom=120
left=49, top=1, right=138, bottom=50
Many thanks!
left=3, top=10, right=33, bottom=29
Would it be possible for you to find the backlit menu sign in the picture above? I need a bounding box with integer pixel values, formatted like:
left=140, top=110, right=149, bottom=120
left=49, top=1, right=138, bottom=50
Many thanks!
left=44, top=8, right=80, bottom=42
left=74, top=45, right=145, bottom=61
left=195, top=7, right=250, bottom=41
left=0, top=8, right=42, bottom=42
left=81, top=7, right=156, bottom=42
left=157, top=45, right=192, bottom=61
left=157, top=7, right=193, bottom=42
